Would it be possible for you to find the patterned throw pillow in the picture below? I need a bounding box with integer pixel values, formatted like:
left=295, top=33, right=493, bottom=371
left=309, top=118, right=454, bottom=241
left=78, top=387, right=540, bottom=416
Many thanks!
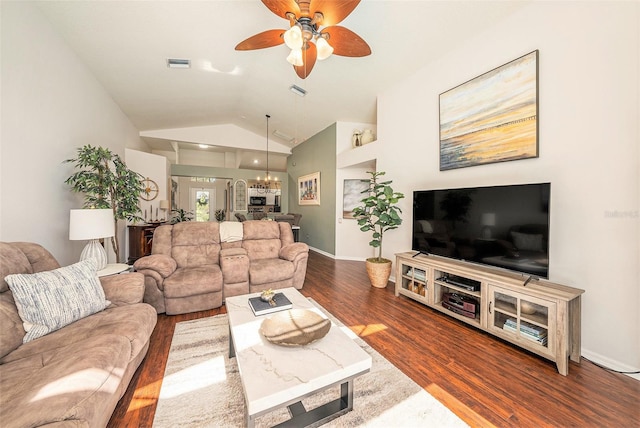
left=5, top=259, right=109, bottom=343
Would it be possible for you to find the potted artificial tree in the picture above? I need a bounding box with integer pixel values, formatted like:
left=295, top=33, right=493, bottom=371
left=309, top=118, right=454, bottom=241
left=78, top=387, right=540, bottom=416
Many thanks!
left=64, top=145, right=144, bottom=262
left=352, top=171, right=405, bottom=288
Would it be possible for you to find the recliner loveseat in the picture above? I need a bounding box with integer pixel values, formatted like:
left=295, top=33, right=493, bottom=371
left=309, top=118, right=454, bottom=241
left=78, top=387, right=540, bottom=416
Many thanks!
left=0, top=241, right=157, bottom=427
left=133, top=220, right=309, bottom=315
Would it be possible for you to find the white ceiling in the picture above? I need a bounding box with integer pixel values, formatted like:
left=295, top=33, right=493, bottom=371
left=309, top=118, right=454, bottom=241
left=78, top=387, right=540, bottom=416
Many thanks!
left=36, top=0, right=527, bottom=169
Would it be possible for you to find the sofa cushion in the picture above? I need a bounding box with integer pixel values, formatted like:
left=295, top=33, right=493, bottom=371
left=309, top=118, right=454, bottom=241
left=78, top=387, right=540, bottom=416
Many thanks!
left=1, top=303, right=156, bottom=365
left=5, top=259, right=109, bottom=343
left=164, top=265, right=223, bottom=299
left=0, top=333, right=132, bottom=427
left=249, top=258, right=295, bottom=285
left=171, top=222, right=222, bottom=268
left=0, top=292, right=25, bottom=360
left=0, top=242, right=34, bottom=293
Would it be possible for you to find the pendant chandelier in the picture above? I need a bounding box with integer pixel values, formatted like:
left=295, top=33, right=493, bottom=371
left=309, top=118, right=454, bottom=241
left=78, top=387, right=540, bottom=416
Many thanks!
left=256, top=114, right=279, bottom=193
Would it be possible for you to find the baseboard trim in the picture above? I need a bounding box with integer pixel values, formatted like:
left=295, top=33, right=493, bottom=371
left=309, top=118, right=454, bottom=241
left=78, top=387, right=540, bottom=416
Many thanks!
left=581, top=349, right=640, bottom=381
left=307, top=248, right=396, bottom=284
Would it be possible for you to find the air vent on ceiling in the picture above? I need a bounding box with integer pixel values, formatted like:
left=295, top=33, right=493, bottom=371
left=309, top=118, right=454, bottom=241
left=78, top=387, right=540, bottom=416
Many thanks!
left=289, top=84, right=307, bottom=97
left=273, top=130, right=294, bottom=142
left=167, top=58, right=191, bottom=69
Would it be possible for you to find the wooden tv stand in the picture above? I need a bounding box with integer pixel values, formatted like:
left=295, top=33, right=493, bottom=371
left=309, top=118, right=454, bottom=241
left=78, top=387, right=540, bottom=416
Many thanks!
left=395, top=252, right=585, bottom=375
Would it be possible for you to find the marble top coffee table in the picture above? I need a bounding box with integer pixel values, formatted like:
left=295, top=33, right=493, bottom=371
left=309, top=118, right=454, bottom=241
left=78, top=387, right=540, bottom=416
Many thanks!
left=225, top=287, right=372, bottom=428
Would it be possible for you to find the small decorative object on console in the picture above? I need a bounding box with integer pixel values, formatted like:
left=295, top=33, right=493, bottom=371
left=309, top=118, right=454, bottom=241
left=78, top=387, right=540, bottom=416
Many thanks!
left=249, top=292, right=292, bottom=316
left=260, top=309, right=331, bottom=346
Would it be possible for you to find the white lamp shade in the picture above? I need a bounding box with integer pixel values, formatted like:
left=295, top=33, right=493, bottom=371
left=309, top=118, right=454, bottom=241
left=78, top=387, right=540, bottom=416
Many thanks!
left=481, top=213, right=496, bottom=227
left=159, top=200, right=169, bottom=210
left=69, top=209, right=114, bottom=240
left=316, top=37, right=334, bottom=60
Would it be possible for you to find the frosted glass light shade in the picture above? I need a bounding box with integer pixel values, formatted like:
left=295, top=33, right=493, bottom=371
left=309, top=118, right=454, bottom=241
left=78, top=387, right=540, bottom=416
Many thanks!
left=286, top=49, right=303, bottom=66
left=283, top=25, right=303, bottom=49
left=316, top=37, right=333, bottom=60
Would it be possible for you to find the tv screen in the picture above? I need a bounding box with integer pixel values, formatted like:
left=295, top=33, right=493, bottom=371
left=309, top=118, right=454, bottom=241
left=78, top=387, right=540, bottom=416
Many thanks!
left=412, top=183, right=550, bottom=278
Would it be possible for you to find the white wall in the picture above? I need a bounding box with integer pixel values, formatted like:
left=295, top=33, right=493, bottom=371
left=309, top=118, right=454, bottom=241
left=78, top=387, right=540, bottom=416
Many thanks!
left=375, top=2, right=639, bottom=372
left=125, top=149, right=170, bottom=223
left=0, top=2, right=147, bottom=265
left=335, top=122, right=377, bottom=260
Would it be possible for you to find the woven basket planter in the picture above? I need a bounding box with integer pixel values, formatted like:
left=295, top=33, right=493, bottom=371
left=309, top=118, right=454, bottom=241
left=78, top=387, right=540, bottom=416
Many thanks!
left=366, top=258, right=392, bottom=288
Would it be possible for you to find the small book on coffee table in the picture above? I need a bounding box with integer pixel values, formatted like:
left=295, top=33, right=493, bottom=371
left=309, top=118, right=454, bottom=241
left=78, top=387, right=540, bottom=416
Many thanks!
left=248, top=293, right=293, bottom=316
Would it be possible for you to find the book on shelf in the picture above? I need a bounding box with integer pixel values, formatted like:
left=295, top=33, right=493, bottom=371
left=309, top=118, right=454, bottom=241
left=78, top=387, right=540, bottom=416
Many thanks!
left=248, top=292, right=293, bottom=316
left=504, top=319, right=546, bottom=338
left=503, top=323, right=547, bottom=345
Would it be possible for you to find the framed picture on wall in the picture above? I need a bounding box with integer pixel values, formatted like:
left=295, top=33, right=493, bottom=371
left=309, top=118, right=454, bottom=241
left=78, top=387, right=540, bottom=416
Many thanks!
left=298, top=172, right=320, bottom=206
left=439, top=50, right=539, bottom=170
left=343, top=179, right=368, bottom=219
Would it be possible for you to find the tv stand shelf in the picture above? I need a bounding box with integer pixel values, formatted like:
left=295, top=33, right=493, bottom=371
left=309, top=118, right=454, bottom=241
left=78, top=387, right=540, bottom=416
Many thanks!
left=395, top=252, right=585, bottom=375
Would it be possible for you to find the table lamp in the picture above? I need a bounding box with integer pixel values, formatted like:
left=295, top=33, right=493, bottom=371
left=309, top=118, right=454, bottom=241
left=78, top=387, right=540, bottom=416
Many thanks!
left=69, top=209, right=115, bottom=270
left=481, top=213, right=496, bottom=239
left=159, top=200, right=169, bottom=221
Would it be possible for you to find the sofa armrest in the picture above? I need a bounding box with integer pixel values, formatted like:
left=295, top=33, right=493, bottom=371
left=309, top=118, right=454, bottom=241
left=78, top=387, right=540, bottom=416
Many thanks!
left=133, top=254, right=177, bottom=278
left=100, top=272, right=145, bottom=307
left=220, top=248, right=249, bottom=284
left=279, top=242, right=309, bottom=262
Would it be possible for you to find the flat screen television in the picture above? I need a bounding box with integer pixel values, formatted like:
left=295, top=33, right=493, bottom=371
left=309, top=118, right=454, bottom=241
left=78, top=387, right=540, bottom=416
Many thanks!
left=412, top=183, right=550, bottom=278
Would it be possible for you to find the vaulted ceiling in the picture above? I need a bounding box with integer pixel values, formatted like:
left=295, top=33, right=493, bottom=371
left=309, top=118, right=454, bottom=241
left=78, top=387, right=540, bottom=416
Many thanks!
left=36, top=1, right=526, bottom=169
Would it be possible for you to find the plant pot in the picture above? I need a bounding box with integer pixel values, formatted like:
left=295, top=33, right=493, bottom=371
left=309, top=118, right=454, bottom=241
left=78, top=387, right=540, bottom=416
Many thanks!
left=365, top=258, right=392, bottom=288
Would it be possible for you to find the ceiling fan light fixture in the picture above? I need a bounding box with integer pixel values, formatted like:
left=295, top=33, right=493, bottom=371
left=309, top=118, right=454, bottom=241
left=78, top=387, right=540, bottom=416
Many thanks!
left=283, top=25, right=303, bottom=50
left=316, top=36, right=333, bottom=60
left=286, top=48, right=304, bottom=67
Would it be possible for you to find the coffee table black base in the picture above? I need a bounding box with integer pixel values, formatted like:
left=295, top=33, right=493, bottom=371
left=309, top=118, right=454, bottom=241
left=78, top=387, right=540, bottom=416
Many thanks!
left=246, top=374, right=365, bottom=428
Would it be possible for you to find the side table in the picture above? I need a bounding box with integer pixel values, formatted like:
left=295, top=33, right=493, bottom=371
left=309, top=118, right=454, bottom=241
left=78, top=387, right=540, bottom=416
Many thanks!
left=97, top=263, right=131, bottom=278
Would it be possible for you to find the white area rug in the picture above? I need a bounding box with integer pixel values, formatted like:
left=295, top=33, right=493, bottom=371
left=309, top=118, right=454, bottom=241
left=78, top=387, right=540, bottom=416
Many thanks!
left=153, top=312, right=468, bottom=427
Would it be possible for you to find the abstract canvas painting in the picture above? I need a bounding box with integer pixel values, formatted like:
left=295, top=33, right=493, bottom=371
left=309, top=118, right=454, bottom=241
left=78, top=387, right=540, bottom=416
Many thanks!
left=440, top=50, right=538, bottom=170
left=343, top=179, right=369, bottom=219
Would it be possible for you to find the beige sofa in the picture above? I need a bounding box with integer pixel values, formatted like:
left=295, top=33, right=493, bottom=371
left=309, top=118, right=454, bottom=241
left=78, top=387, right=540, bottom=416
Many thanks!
left=133, top=220, right=309, bottom=315
left=0, top=242, right=157, bottom=427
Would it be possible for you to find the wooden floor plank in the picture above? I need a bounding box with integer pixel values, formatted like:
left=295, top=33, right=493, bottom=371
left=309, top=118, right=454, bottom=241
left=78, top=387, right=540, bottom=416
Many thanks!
left=108, top=251, right=639, bottom=427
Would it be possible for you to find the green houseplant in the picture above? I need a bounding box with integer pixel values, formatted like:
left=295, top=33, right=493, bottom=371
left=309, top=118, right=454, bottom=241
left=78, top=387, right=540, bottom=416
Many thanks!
left=352, top=171, right=405, bottom=288
left=64, top=145, right=144, bottom=262
left=171, top=208, right=194, bottom=224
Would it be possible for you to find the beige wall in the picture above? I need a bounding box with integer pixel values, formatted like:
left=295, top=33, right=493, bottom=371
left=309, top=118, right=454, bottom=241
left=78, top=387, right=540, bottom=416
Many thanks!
left=0, top=2, right=147, bottom=265
left=376, top=1, right=639, bottom=373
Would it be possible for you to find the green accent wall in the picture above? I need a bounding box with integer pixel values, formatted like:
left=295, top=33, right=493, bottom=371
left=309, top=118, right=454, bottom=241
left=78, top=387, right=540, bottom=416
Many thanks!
left=287, top=124, right=337, bottom=254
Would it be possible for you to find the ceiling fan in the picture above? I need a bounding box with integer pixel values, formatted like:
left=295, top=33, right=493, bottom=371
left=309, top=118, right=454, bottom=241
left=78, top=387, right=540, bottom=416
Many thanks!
left=235, top=0, right=371, bottom=79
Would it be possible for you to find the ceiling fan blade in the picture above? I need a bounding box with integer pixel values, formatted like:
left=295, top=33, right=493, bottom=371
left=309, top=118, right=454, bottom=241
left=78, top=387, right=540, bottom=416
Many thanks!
left=310, top=0, right=361, bottom=26
left=323, top=26, right=371, bottom=57
left=235, top=29, right=285, bottom=51
left=294, top=42, right=317, bottom=79
left=261, top=0, right=300, bottom=20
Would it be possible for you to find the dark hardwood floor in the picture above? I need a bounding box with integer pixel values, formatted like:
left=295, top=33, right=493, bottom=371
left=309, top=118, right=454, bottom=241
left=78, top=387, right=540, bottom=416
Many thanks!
left=109, top=251, right=639, bottom=427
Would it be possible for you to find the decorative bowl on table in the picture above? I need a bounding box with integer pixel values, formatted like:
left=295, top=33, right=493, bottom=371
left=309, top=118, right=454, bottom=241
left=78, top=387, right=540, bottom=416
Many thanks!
left=260, top=309, right=332, bottom=346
